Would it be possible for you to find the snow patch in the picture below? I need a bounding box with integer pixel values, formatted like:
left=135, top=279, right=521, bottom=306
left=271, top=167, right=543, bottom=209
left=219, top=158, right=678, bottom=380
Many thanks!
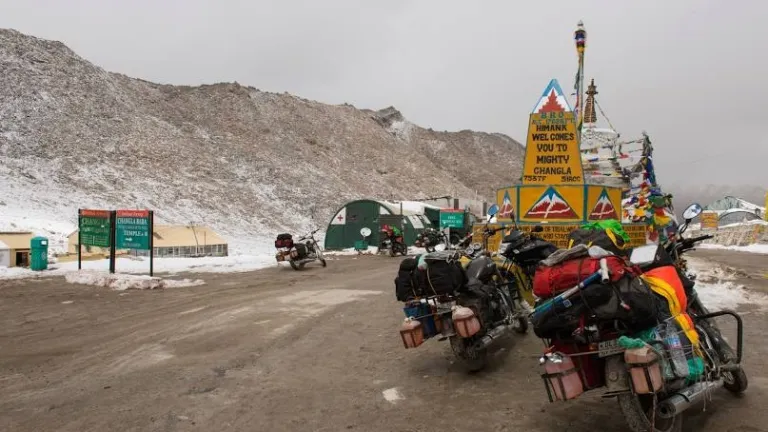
left=0, top=254, right=277, bottom=280
left=687, top=257, right=768, bottom=310
left=64, top=270, right=204, bottom=290
left=382, top=387, right=403, bottom=403
left=325, top=246, right=380, bottom=256
left=388, top=120, right=413, bottom=141
left=698, top=243, right=768, bottom=255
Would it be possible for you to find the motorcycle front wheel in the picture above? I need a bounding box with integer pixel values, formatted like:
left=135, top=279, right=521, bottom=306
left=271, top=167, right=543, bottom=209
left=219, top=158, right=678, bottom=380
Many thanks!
left=289, top=260, right=300, bottom=271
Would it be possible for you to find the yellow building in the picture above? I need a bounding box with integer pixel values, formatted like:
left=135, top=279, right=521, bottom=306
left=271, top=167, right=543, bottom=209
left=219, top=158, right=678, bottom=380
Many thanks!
left=67, top=225, right=228, bottom=258
left=0, top=232, right=35, bottom=267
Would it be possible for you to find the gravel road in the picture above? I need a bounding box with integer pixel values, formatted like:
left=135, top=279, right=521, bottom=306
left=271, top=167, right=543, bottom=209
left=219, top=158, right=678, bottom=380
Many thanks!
left=1, top=252, right=766, bottom=432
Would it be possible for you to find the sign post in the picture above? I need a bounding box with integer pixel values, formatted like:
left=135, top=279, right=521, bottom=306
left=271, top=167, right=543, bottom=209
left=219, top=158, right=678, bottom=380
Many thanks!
left=700, top=211, right=719, bottom=230
left=440, top=209, right=465, bottom=248
left=116, top=209, right=154, bottom=276
left=78, top=209, right=114, bottom=272
left=439, top=209, right=465, bottom=229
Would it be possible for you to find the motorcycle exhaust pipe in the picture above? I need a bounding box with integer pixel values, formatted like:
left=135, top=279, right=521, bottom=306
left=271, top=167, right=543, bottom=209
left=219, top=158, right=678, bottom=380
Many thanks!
left=657, top=379, right=724, bottom=419
left=473, top=324, right=513, bottom=351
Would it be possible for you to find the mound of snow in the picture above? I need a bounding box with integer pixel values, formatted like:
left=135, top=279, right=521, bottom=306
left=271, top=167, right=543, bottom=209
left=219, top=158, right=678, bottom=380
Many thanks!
left=65, top=270, right=204, bottom=290
left=686, top=257, right=768, bottom=310
left=0, top=254, right=277, bottom=281
left=698, top=243, right=768, bottom=255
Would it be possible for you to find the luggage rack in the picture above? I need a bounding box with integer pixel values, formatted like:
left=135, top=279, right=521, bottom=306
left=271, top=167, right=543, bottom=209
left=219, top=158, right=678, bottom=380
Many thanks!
left=403, top=295, right=459, bottom=340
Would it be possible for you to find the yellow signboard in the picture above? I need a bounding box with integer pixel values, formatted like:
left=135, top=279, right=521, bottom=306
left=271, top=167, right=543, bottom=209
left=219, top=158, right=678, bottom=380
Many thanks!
left=472, top=223, right=648, bottom=253
left=522, top=111, right=584, bottom=185
left=700, top=211, right=719, bottom=230
left=622, top=223, right=648, bottom=247
left=586, top=185, right=622, bottom=221
left=519, top=185, right=584, bottom=222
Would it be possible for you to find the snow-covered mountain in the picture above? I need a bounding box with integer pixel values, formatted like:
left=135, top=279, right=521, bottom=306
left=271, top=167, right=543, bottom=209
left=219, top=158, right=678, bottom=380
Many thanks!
left=0, top=28, right=525, bottom=254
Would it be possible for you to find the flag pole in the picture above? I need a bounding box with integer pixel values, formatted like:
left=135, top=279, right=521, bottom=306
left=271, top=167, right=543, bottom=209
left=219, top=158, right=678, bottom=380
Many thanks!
left=574, top=21, right=587, bottom=143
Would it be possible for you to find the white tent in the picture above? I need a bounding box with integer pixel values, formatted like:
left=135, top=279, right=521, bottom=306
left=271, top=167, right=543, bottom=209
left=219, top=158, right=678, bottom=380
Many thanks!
left=0, top=240, right=10, bottom=268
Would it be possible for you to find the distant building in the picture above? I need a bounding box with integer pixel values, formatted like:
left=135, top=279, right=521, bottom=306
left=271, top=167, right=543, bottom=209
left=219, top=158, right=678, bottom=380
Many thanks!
left=67, top=225, right=228, bottom=258
left=703, top=196, right=766, bottom=227
left=0, top=232, right=34, bottom=267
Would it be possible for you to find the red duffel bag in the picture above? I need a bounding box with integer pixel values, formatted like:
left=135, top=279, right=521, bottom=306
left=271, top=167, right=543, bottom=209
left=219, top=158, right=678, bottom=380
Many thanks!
left=533, top=256, right=636, bottom=299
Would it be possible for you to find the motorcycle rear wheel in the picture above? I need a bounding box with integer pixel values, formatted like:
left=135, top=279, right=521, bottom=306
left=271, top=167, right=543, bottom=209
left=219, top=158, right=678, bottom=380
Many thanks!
left=618, top=393, right=682, bottom=432
left=449, top=336, right=487, bottom=372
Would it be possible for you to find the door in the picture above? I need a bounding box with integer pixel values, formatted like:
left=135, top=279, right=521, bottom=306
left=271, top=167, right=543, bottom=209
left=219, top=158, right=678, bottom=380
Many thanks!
left=16, top=251, right=29, bottom=267
left=343, top=201, right=381, bottom=248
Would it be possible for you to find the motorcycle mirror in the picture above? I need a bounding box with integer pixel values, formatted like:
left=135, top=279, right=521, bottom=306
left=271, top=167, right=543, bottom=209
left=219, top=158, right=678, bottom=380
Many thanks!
left=533, top=225, right=544, bottom=233
left=487, top=204, right=499, bottom=217
left=682, top=203, right=703, bottom=222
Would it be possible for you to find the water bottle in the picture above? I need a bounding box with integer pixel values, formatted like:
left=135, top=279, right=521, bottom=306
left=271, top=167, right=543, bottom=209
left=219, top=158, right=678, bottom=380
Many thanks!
left=652, top=327, right=674, bottom=380
left=664, top=321, right=689, bottom=378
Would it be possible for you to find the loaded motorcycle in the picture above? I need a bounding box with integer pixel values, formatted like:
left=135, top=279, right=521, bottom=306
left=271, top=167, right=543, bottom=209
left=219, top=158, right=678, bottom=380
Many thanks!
left=493, top=224, right=558, bottom=307
left=414, top=227, right=443, bottom=252
left=380, top=225, right=408, bottom=257
left=395, top=225, right=532, bottom=372
left=530, top=203, right=747, bottom=432
left=274, top=229, right=327, bottom=270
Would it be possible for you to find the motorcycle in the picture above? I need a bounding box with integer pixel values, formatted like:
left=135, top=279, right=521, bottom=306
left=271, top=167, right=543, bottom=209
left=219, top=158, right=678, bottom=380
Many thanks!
left=414, top=227, right=443, bottom=252
left=274, top=229, right=327, bottom=270
left=380, top=228, right=408, bottom=257
left=494, top=224, right=558, bottom=308
left=396, top=226, right=531, bottom=372
left=531, top=203, right=747, bottom=432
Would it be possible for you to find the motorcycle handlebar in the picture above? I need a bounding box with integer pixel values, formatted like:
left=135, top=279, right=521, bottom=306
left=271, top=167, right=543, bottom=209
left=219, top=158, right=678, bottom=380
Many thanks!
left=686, top=234, right=714, bottom=244
left=675, top=234, right=714, bottom=255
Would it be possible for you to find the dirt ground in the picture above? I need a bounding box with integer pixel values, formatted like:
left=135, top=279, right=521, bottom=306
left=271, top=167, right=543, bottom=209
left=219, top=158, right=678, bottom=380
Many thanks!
left=1, top=251, right=767, bottom=432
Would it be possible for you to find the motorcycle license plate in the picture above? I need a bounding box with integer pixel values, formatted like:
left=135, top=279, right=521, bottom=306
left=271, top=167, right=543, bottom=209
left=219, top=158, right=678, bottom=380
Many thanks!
left=597, top=338, right=624, bottom=357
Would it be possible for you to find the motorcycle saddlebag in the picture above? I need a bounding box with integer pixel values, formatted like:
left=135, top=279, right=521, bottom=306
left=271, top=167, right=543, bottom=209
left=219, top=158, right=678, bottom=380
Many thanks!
left=275, top=233, right=293, bottom=248
left=531, top=297, right=588, bottom=340
left=590, top=275, right=662, bottom=331
left=533, top=256, right=634, bottom=299
left=395, top=257, right=423, bottom=301
left=294, top=243, right=308, bottom=259
left=421, top=253, right=467, bottom=296
left=568, top=228, right=628, bottom=257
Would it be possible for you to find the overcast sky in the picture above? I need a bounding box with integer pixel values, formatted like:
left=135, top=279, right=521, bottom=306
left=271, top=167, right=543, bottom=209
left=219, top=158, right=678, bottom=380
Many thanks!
left=2, top=0, right=767, bottom=187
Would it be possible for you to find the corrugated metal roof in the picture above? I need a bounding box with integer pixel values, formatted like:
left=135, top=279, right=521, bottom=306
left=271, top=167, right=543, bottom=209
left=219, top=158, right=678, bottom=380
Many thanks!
left=0, top=232, right=34, bottom=250
left=379, top=200, right=442, bottom=215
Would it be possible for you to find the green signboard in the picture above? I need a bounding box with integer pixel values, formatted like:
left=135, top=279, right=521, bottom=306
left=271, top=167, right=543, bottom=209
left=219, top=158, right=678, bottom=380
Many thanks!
left=439, top=210, right=465, bottom=229
left=116, top=210, right=151, bottom=250
left=79, top=209, right=112, bottom=247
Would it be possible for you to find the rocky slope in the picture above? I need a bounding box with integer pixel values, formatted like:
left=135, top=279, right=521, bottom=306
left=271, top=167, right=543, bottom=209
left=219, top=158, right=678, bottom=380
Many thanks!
left=0, top=28, right=525, bottom=252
